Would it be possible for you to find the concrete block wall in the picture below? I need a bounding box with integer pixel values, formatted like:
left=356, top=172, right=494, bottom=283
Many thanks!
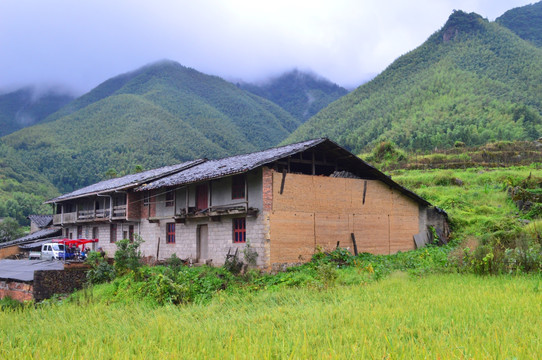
left=136, top=214, right=268, bottom=267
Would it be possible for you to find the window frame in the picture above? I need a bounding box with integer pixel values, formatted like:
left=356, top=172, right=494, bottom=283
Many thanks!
left=166, top=223, right=176, bottom=244
left=143, top=191, right=150, bottom=206
left=165, top=190, right=175, bottom=207
left=233, top=217, right=246, bottom=243
left=231, top=174, right=246, bottom=200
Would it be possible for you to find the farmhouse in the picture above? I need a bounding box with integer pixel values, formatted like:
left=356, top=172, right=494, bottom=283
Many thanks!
left=47, top=138, right=448, bottom=270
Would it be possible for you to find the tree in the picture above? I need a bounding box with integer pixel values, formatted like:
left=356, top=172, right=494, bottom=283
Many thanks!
left=0, top=217, right=25, bottom=243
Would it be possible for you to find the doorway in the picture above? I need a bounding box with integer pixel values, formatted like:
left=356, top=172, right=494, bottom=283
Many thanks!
left=196, top=224, right=208, bottom=262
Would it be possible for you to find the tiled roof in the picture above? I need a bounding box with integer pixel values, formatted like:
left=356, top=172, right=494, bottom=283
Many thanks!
left=0, top=228, right=62, bottom=249
left=46, top=159, right=205, bottom=203
left=48, top=138, right=438, bottom=210
left=0, top=259, right=64, bottom=282
left=136, top=139, right=326, bottom=191
left=28, top=214, right=53, bottom=228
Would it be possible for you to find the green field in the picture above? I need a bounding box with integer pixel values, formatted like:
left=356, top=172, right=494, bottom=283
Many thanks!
left=1, top=163, right=541, bottom=358
left=1, top=274, right=541, bottom=359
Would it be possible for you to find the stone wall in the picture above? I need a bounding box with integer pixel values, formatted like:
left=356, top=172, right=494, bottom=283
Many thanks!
left=33, top=267, right=88, bottom=302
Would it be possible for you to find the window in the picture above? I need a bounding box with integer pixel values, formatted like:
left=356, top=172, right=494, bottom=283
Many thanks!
left=129, top=225, right=134, bottom=242
left=232, top=175, right=245, bottom=199
left=92, top=227, right=99, bottom=240
left=143, top=191, right=150, bottom=206
left=165, top=190, right=174, bottom=207
left=166, top=223, right=175, bottom=243
left=77, top=226, right=82, bottom=239
left=233, top=218, right=246, bottom=243
left=110, top=224, right=117, bottom=243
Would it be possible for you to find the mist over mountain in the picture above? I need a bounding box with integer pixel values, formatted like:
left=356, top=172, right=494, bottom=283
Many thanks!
left=239, top=70, right=348, bottom=122
left=2, top=60, right=300, bottom=193
left=0, top=87, right=74, bottom=137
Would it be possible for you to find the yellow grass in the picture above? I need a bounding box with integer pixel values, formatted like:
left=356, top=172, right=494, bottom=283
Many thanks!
left=1, top=273, right=541, bottom=359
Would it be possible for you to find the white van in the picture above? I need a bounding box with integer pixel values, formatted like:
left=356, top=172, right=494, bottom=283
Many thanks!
left=40, top=243, right=66, bottom=260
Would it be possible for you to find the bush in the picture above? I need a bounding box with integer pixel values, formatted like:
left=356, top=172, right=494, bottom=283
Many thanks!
left=114, top=237, right=144, bottom=276
left=242, top=241, right=259, bottom=267
left=85, top=252, right=115, bottom=285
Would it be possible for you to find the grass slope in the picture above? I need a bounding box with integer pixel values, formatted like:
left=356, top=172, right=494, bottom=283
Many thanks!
left=287, top=11, right=542, bottom=153
left=2, top=61, right=301, bottom=193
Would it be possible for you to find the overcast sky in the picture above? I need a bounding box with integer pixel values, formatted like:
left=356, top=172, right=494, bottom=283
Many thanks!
left=0, top=0, right=535, bottom=94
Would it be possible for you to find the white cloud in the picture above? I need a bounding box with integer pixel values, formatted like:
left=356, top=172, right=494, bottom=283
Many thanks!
left=0, top=0, right=534, bottom=93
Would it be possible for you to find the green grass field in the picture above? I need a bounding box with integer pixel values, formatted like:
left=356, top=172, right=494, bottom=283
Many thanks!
left=2, top=274, right=542, bottom=359
left=1, top=164, right=541, bottom=359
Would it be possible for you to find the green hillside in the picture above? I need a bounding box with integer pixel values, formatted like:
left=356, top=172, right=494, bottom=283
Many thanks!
left=0, top=142, right=58, bottom=224
left=497, top=1, right=542, bottom=47
left=286, top=11, right=542, bottom=153
left=0, top=87, right=74, bottom=137
left=2, top=61, right=301, bottom=193
left=239, top=70, right=348, bottom=122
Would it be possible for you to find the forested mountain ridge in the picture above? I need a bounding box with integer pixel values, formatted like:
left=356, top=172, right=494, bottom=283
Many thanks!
left=497, top=1, right=542, bottom=48
left=0, top=87, right=74, bottom=137
left=239, top=70, right=348, bottom=122
left=1, top=60, right=301, bottom=193
left=286, top=10, right=542, bottom=153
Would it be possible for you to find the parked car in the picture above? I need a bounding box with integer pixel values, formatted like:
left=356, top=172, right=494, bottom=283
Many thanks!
left=40, top=243, right=74, bottom=260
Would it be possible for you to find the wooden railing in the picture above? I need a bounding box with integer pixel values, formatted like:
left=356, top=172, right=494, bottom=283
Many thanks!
left=52, top=205, right=126, bottom=224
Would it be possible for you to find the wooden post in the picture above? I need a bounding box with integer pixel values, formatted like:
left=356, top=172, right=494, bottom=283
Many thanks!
left=362, top=181, right=367, bottom=205
left=279, top=169, right=287, bottom=195
left=351, top=233, right=358, bottom=256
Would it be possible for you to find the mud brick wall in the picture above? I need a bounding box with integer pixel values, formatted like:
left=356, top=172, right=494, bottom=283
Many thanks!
left=269, top=171, right=421, bottom=266
left=33, top=268, right=88, bottom=301
left=0, top=280, right=33, bottom=302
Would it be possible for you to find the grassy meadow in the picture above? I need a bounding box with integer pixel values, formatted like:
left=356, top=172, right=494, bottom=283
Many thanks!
left=1, top=273, right=542, bottom=359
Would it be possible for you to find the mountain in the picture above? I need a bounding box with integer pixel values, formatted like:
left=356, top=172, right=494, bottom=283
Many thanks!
left=497, top=1, right=542, bottom=48
left=0, top=87, right=74, bottom=137
left=286, top=11, right=542, bottom=153
left=1, top=60, right=301, bottom=193
left=239, top=70, right=348, bottom=122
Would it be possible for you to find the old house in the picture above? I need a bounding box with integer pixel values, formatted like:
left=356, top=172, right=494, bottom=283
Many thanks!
left=47, top=139, right=448, bottom=269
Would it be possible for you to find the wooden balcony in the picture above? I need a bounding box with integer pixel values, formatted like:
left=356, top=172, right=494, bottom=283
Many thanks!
left=52, top=205, right=127, bottom=225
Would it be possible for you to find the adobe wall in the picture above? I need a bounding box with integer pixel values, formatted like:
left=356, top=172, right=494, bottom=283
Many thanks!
left=268, top=171, right=422, bottom=268
left=0, top=245, right=20, bottom=260
left=0, top=280, right=33, bottom=302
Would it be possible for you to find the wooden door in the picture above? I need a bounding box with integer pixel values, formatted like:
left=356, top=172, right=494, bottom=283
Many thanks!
left=196, top=184, right=208, bottom=211
left=196, top=224, right=208, bottom=262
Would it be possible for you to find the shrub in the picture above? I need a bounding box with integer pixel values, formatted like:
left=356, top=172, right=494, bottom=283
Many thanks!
left=114, top=237, right=144, bottom=276
left=242, top=241, right=259, bottom=267
left=223, top=250, right=244, bottom=275
left=85, top=252, right=115, bottom=285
